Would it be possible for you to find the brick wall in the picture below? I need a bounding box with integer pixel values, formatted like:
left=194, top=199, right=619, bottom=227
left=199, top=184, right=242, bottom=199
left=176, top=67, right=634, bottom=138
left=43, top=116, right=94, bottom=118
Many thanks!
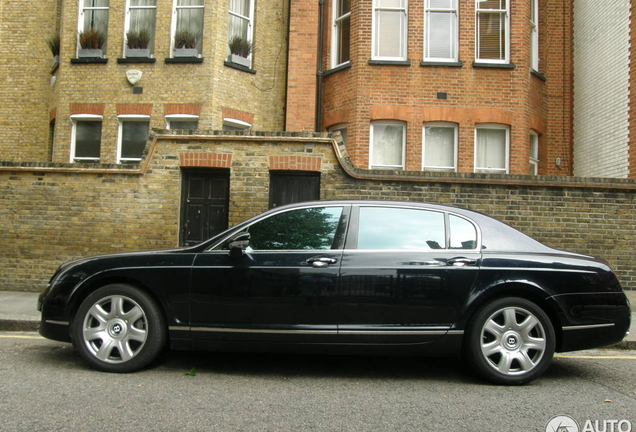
left=1, top=132, right=635, bottom=292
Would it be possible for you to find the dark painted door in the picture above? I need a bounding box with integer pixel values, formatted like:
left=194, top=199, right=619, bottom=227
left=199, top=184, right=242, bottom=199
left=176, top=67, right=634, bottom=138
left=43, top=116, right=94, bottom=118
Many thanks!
left=180, top=169, right=229, bottom=246
left=269, top=171, right=320, bottom=208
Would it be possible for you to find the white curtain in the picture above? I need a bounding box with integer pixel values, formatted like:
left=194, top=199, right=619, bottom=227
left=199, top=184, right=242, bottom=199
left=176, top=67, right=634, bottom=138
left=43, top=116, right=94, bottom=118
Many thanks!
left=424, top=126, right=455, bottom=170
left=372, top=123, right=404, bottom=167
left=129, top=0, right=156, bottom=51
left=476, top=128, right=506, bottom=171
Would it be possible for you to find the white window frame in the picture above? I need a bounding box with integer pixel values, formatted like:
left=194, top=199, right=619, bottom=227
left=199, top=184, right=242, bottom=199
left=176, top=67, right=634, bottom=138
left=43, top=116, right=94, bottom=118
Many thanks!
left=329, top=123, right=348, bottom=144
left=474, top=123, right=509, bottom=174
left=369, top=121, right=406, bottom=170
left=529, top=131, right=539, bottom=175
left=170, top=0, right=205, bottom=57
left=77, top=0, right=110, bottom=57
left=222, top=118, right=252, bottom=130
left=424, top=0, right=458, bottom=62
left=475, top=0, right=509, bottom=64
left=117, top=115, right=150, bottom=163
left=227, top=0, right=255, bottom=66
left=70, top=114, right=103, bottom=163
left=165, top=114, right=199, bottom=129
left=530, top=0, right=539, bottom=71
left=331, top=0, right=352, bottom=68
left=422, top=122, right=458, bottom=172
left=123, top=0, right=157, bottom=57
left=372, top=0, right=408, bottom=61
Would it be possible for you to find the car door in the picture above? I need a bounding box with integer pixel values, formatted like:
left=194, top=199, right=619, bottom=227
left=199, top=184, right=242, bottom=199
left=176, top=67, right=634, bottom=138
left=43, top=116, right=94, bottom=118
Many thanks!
left=190, top=204, right=349, bottom=343
left=338, top=205, right=481, bottom=344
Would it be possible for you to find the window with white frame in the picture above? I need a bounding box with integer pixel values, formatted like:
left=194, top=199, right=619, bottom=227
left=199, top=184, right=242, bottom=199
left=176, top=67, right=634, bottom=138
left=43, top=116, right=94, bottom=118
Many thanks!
left=529, top=131, right=539, bottom=174
left=475, top=124, right=509, bottom=173
left=228, top=0, right=255, bottom=65
left=171, top=0, right=205, bottom=55
left=332, top=0, right=351, bottom=67
left=530, top=0, right=539, bottom=70
left=165, top=114, right=199, bottom=130
left=78, top=0, right=110, bottom=54
left=475, top=0, right=509, bottom=63
left=70, top=115, right=102, bottom=162
left=222, top=118, right=251, bottom=131
left=423, top=122, right=457, bottom=172
left=124, top=0, right=157, bottom=56
left=370, top=121, right=405, bottom=169
left=424, top=0, right=458, bottom=62
left=117, top=116, right=150, bottom=163
left=329, top=123, right=348, bottom=145
left=373, top=0, right=407, bottom=60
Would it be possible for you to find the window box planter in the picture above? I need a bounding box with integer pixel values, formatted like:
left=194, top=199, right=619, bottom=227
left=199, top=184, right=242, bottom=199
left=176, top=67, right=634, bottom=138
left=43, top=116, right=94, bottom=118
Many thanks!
left=173, top=48, right=198, bottom=58
left=229, top=54, right=250, bottom=68
left=78, top=48, right=104, bottom=59
left=125, top=48, right=150, bottom=58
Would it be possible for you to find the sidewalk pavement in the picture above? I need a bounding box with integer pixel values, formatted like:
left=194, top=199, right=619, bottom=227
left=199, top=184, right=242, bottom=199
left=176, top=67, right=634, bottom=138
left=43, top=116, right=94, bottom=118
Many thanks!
left=1, top=290, right=635, bottom=349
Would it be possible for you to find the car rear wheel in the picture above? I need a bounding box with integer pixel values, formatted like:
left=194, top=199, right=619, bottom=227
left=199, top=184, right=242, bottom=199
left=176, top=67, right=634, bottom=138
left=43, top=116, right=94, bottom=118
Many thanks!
left=464, top=297, right=555, bottom=385
left=72, top=284, right=166, bottom=372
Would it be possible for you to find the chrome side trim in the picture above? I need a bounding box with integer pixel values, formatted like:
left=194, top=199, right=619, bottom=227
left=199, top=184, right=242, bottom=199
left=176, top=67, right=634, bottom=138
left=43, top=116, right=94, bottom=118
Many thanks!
left=187, top=326, right=460, bottom=336
left=191, top=327, right=338, bottom=335
left=169, top=326, right=189, bottom=332
left=562, top=323, right=615, bottom=331
left=45, top=320, right=69, bottom=326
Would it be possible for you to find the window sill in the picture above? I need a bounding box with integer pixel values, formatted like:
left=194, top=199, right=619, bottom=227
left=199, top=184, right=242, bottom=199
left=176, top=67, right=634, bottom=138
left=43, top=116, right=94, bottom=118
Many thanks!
left=368, top=59, right=411, bottom=66
left=323, top=61, right=352, bottom=77
left=117, top=57, right=157, bottom=64
left=165, top=57, right=204, bottom=64
left=70, top=58, right=108, bottom=64
left=472, top=61, right=516, bottom=70
left=531, top=70, right=547, bottom=82
left=420, top=60, right=463, bottom=68
left=224, top=61, right=256, bottom=74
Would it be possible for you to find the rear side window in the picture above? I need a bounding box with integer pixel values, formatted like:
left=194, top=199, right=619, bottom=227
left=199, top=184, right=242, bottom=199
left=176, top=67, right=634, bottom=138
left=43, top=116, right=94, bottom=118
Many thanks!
left=449, top=215, right=477, bottom=249
left=357, top=207, right=446, bottom=250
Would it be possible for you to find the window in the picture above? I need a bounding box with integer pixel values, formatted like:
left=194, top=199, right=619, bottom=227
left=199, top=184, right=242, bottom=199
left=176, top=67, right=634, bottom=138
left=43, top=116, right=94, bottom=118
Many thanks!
left=269, top=172, right=321, bottom=208
left=373, top=0, right=407, bottom=60
left=530, top=0, right=539, bottom=70
left=246, top=207, right=344, bottom=251
left=78, top=0, right=110, bottom=54
left=529, top=131, right=539, bottom=174
left=117, top=116, right=150, bottom=163
left=475, top=124, right=509, bottom=174
left=449, top=215, right=477, bottom=249
left=124, top=0, right=157, bottom=56
left=370, top=121, right=405, bottom=169
left=424, top=0, right=458, bottom=62
left=475, top=0, right=509, bottom=63
left=329, top=123, right=348, bottom=144
left=171, top=0, right=205, bottom=56
left=222, top=118, right=251, bottom=131
left=358, top=207, right=446, bottom=250
left=332, top=0, right=351, bottom=67
left=423, top=122, right=457, bottom=172
left=166, top=115, right=199, bottom=130
left=70, top=115, right=102, bottom=162
left=228, top=0, right=255, bottom=65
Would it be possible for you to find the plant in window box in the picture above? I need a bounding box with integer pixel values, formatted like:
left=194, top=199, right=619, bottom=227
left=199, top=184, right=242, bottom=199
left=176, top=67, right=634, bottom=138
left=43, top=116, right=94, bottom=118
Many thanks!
left=78, top=28, right=106, bottom=58
left=125, top=28, right=151, bottom=58
left=47, top=33, right=61, bottom=69
left=173, top=29, right=199, bottom=57
left=228, top=35, right=252, bottom=67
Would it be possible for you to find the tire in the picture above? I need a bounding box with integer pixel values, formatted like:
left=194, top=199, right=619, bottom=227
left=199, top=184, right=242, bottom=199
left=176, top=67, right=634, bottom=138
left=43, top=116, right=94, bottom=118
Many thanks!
left=464, top=297, right=555, bottom=385
left=72, top=284, right=167, bottom=373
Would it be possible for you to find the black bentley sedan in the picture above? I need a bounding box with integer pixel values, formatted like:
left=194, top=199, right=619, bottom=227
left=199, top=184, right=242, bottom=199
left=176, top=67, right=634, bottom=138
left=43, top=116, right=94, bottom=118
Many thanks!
left=38, top=201, right=631, bottom=384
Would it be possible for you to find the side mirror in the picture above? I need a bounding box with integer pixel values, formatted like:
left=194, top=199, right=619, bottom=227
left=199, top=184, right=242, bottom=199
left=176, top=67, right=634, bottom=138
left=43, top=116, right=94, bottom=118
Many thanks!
left=228, top=232, right=250, bottom=260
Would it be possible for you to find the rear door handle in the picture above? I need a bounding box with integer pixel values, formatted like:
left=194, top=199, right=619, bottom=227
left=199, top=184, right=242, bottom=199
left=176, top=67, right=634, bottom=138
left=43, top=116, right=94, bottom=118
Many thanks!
left=308, top=257, right=338, bottom=268
left=447, top=257, right=478, bottom=267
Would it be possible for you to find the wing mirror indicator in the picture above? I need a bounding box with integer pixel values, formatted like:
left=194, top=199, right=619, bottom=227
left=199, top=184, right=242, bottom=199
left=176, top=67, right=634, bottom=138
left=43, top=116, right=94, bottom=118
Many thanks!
left=228, top=232, right=250, bottom=260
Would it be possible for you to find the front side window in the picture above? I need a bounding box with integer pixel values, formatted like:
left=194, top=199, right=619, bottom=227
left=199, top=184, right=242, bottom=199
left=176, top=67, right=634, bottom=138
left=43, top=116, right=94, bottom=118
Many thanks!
left=228, top=0, right=255, bottom=65
left=71, top=116, right=102, bottom=162
left=373, top=0, right=407, bottom=60
left=424, top=0, right=458, bottom=62
left=117, top=116, right=150, bottom=163
left=247, top=207, right=344, bottom=251
left=358, top=207, right=446, bottom=250
left=423, top=122, right=457, bottom=172
left=124, top=0, right=157, bottom=56
left=475, top=124, right=509, bottom=174
left=172, top=0, right=205, bottom=55
left=166, top=115, right=199, bottom=130
left=78, top=0, right=109, bottom=54
left=475, top=0, right=509, bottom=63
left=370, top=121, right=405, bottom=169
left=529, top=131, right=539, bottom=174
left=332, top=0, right=351, bottom=67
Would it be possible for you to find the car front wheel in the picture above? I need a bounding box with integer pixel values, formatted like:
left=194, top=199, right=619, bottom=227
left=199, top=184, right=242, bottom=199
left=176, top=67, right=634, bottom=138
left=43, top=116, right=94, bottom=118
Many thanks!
left=72, top=284, right=167, bottom=372
left=464, top=297, right=555, bottom=385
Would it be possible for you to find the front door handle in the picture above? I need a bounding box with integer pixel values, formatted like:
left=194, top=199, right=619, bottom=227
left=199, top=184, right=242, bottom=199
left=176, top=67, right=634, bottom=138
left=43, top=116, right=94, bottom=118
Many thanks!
left=307, top=257, right=338, bottom=268
left=447, top=257, right=477, bottom=267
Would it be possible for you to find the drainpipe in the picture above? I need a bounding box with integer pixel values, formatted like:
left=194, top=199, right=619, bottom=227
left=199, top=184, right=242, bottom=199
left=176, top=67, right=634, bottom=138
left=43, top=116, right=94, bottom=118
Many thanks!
left=315, top=0, right=325, bottom=132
